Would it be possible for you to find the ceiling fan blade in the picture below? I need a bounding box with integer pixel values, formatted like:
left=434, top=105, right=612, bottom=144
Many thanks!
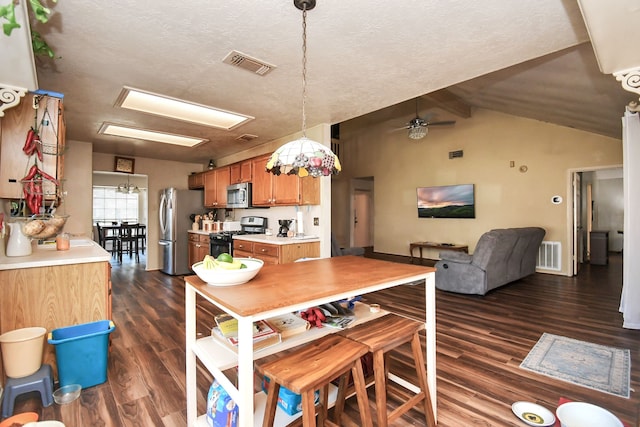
left=427, top=120, right=456, bottom=126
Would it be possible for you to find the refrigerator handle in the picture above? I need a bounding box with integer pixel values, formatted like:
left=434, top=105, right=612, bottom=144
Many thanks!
left=159, top=192, right=167, bottom=235
left=158, top=241, right=170, bottom=246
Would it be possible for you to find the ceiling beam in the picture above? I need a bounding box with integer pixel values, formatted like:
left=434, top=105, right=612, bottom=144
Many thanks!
left=420, top=89, right=472, bottom=118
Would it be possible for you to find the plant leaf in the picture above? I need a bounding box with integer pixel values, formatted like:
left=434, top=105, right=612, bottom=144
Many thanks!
left=28, top=0, right=51, bottom=24
left=0, top=3, right=20, bottom=36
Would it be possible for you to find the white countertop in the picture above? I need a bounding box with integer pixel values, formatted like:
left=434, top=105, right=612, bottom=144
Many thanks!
left=232, top=233, right=320, bottom=245
left=188, top=230, right=211, bottom=236
left=0, top=237, right=111, bottom=270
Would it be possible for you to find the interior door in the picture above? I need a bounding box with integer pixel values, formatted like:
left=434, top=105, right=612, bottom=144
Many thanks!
left=353, top=190, right=372, bottom=247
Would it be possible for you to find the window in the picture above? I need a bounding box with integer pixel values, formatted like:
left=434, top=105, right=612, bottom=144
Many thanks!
left=93, top=186, right=139, bottom=224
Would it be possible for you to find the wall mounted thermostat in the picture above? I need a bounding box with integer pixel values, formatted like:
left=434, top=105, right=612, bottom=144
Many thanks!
left=551, top=195, right=563, bottom=204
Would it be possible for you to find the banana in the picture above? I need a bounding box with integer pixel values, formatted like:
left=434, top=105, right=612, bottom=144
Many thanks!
left=216, top=259, right=243, bottom=270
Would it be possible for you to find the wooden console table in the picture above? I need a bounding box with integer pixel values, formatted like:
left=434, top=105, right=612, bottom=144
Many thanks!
left=410, top=241, right=468, bottom=265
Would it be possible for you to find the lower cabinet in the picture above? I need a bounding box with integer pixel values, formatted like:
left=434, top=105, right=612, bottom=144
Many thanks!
left=188, top=233, right=210, bottom=267
left=233, top=239, right=320, bottom=264
left=0, top=261, right=111, bottom=378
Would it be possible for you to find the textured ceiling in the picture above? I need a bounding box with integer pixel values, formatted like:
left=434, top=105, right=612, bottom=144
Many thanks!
left=16, top=0, right=635, bottom=165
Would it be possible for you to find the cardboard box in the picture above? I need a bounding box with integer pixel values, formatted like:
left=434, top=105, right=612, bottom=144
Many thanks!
left=207, top=379, right=239, bottom=427
left=262, top=376, right=320, bottom=416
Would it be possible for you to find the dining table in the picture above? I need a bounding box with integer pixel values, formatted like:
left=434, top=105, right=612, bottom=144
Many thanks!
left=184, top=255, right=437, bottom=427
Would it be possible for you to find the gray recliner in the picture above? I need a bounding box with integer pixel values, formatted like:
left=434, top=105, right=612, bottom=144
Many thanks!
left=331, top=233, right=365, bottom=257
left=435, top=227, right=545, bottom=295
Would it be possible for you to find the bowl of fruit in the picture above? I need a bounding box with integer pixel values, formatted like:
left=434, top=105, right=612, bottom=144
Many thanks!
left=192, top=253, right=264, bottom=286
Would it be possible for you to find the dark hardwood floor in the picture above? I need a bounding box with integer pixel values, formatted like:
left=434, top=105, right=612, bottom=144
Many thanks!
left=9, top=251, right=639, bottom=426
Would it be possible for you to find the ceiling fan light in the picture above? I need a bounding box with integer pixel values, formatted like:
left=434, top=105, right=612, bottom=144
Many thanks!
left=409, top=126, right=427, bottom=140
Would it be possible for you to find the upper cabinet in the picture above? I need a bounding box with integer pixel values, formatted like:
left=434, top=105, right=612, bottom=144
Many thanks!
left=250, top=154, right=319, bottom=206
left=230, top=160, right=252, bottom=184
left=188, top=171, right=205, bottom=190
left=203, top=166, right=230, bottom=208
left=0, top=94, right=65, bottom=202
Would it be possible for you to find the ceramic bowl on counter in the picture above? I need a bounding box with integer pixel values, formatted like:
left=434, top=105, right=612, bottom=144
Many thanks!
left=192, top=258, right=264, bottom=286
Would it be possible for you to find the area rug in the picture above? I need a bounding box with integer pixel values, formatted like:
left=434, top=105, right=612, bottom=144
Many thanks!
left=520, top=333, right=630, bottom=398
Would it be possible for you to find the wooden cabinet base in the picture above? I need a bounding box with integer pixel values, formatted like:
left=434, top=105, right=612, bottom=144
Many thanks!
left=0, top=261, right=111, bottom=378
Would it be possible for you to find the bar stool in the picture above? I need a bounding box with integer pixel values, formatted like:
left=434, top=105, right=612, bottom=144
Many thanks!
left=2, top=364, right=54, bottom=418
left=338, top=314, right=435, bottom=427
left=256, top=334, right=373, bottom=427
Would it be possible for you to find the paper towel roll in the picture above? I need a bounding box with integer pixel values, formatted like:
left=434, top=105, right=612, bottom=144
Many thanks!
left=296, top=211, right=304, bottom=235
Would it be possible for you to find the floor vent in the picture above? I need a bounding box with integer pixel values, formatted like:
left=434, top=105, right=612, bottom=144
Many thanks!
left=537, top=241, right=561, bottom=271
left=222, top=51, right=276, bottom=76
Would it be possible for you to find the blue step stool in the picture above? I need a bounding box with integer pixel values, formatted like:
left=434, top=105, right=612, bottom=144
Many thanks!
left=2, top=364, right=54, bottom=418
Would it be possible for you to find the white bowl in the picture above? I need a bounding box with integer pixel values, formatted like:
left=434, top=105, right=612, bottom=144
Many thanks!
left=192, top=258, right=264, bottom=286
left=556, top=402, right=623, bottom=427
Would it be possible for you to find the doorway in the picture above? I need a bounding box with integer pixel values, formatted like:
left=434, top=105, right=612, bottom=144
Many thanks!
left=350, top=178, right=374, bottom=248
left=570, top=167, right=623, bottom=275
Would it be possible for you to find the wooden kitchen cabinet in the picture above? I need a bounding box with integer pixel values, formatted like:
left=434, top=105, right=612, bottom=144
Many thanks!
left=188, top=171, right=205, bottom=189
left=250, top=154, right=319, bottom=206
left=188, top=233, right=210, bottom=267
left=230, top=160, right=252, bottom=184
left=203, top=166, right=230, bottom=207
left=0, top=261, right=111, bottom=378
left=0, top=93, right=65, bottom=200
left=233, top=239, right=320, bottom=264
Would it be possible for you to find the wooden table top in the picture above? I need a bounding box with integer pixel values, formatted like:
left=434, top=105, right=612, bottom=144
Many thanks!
left=185, top=256, right=434, bottom=317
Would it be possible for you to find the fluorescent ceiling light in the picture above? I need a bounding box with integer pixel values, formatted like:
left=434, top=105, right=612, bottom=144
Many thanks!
left=115, top=86, right=254, bottom=130
left=99, top=123, right=207, bottom=147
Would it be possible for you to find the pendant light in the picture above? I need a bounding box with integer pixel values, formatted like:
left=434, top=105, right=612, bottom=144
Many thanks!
left=265, top=0, right=341, bottom=178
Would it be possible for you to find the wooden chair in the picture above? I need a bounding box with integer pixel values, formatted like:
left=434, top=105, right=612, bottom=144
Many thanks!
left=137, top=224, right=146, bottom=254
left=96, top=222, right=118, bottom=257
left=256, top=334, right=373, bottom=427
left=118, top=223, right=139, bottom=262
left=338, top=314, right=436, bottom=427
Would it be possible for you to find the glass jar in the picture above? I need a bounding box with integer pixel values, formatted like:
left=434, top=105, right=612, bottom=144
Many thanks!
left=56, top=232, right=70, bottom=251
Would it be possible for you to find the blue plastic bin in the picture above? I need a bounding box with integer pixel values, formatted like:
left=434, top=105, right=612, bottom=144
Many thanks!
left=48, top=320, right=115, bottom=389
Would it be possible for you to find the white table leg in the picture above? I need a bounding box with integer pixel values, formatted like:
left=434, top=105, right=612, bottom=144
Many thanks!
left=237, top=316, right=255, bottom=427
left=186, top=285, right=197, bottom=426
left=425, top=272, right=437, bottom=420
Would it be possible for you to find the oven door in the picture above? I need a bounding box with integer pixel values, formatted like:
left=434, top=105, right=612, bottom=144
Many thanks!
left=209, top=234, right=233, bottom=257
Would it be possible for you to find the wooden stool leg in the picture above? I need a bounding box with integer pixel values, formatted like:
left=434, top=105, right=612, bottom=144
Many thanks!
left=262, top=382, right=280, bottom=427
left=352, top=358, right=374, bottom=427
left=332, top=373, right=349, bottom=425
left=372, top=350, right=388, bottom=427
left=411, top=333, right=436, bottom=427
left=301, top=389, right=318, bottom=427
left=317, top=385, right=329, bottom=426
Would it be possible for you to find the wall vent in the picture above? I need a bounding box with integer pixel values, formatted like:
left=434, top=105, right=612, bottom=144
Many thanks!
left=222, top=51, right=276, bottom=76
left=449, top=150, right=463, bottom=159
left=537, top=241, right=561, bottom=271
left=236, top=134, right=258, bottom=142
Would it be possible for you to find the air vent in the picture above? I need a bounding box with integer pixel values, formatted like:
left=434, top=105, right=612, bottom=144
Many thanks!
left=222, top=51, right=276, bottom=76
left=449, top=150, right=463, bottom=159
left=236, top=134, right=258, bottom=142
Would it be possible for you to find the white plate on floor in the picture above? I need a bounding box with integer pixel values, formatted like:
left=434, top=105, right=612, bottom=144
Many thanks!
left=512, top=401, right=556, bottom=426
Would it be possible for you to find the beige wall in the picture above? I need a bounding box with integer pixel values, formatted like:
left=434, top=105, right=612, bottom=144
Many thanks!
left=334, top=108, right=622, bottom=275
left=92, top=152, right=203, bottom=271
left=59, top=140, right=93, bottom=236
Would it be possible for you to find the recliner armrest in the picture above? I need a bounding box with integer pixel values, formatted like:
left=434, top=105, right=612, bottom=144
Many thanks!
left=438, top=250, right=472, bottom=263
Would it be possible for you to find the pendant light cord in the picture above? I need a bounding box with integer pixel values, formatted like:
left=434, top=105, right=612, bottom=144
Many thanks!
left=301, top=6, right=308, bottom=138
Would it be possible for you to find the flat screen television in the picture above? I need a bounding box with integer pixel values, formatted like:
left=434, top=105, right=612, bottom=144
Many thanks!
left=417, top=184, right=475, bottom=219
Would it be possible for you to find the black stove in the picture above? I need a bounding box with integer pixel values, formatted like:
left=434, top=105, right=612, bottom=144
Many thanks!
left=208, top=216, right=267, bottom=257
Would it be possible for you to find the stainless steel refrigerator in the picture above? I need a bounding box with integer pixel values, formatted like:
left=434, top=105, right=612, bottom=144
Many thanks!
left=159, top=188, right=203, bottom=275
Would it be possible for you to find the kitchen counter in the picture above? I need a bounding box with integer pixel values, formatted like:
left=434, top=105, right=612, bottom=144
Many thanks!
left=188, top=229, right=211, bottom=236
left=0, top=237, right=111, bottom=270
left=232, top=233, right=320, bottom=245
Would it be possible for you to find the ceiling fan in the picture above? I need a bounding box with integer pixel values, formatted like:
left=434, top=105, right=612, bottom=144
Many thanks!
left=397, top=98, right=456, bottom=140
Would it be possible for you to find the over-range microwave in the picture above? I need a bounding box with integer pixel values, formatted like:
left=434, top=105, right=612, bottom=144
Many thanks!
left=227, top=182, right=252, bottom=208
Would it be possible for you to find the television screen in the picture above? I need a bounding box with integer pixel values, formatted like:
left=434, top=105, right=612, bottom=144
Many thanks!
left=417, top=184, right=475, bottom=218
